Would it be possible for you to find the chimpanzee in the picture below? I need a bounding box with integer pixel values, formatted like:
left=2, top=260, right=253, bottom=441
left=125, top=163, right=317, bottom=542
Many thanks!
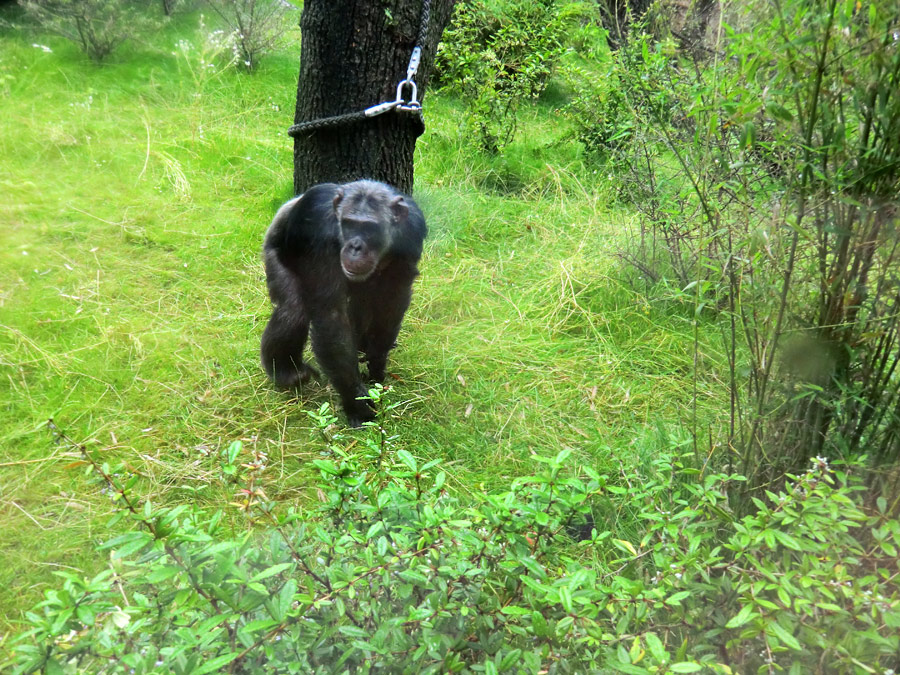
left=260, top=180, right=427, bottom=426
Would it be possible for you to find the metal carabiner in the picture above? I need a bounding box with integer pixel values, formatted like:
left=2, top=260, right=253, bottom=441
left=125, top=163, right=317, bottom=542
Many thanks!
left=364, top=99, right=400, bottom=117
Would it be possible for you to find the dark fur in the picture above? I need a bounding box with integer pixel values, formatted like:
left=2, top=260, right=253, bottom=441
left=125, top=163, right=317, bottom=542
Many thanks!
left=260, top=180, right=427, bottom=426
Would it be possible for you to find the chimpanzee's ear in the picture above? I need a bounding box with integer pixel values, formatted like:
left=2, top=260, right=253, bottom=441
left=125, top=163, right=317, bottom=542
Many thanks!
left=332, top=188, right=345, bottom=213
left=390, top=195, right=409, bottom=223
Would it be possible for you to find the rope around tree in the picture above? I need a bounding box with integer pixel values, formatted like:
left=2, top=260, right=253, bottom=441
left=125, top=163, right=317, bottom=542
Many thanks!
left=287, top=0, right=432, bottom=138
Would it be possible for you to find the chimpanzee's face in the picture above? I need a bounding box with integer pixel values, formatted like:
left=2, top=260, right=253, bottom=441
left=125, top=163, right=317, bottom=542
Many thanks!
left=333, top=188, right=408, bottom=282
left=337, top=215, right=389, bottom=281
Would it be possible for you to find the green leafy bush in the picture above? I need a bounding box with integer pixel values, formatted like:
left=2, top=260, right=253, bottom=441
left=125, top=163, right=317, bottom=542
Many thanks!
left=562, top=32, right=684, bottom=158
left=6, top=400, right=898, bottom=674
left=435, top=0, right=588, bottom=153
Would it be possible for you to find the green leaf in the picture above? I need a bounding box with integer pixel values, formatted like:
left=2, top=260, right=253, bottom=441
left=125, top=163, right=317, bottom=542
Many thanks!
left=531, top=611, right=548, bottom=637
left=195, top=652, right=239, bottom=674
left=629, top=635, right=642, bottom=662
left=366, top=521, right=385, bottom=540
left=665, top=591, right=691, bottom=606
left=111, top=535, right=152, bottom=559
left=396, top=449, right=417, bottom=472
left=608, top=659, right=646, bottom=674
left=559, top=586, right=574, bottom=613
left=269, top=578, right=296, bottom=621
left=766, top=102, right=793, bottom=122
left=76, top=604, right=95, bottom=626
left=227, top=440, right=242, bottom=463
left=767, top=620, right=801, bottom=651
left=241, top=619, right=279, bottom=634
left=145, top=565, right=180, bottom=584
left=725, top=603, right=756, bottom=629
left=338, top=625, right=369, bottom=639
left=250, top=562, right=292, bottom=583
left=554, top=447, right=573, bottom=466
left=670, top=663, right=703, bottom=673
left=776, top=586, right=791, bottom=608
left=740, top=121, right=756, bottom=149
left=817, top=603, right=843, bottom=613
left=500, top=605, right=531, bottom=616
left=312, top=460, right=337, bottom=475
left=398, top=569, right=428, bottom=585
left=519, top=556, right=546, bottom=579
left=195, top=613, right=230, bottom=635
left=499, top=648, right=522, bottom=670
left=772, top=529, right=802, bottom=551
left=645, top=631, right=667, bottom=661
left=613, top=539, right=637, bottom=556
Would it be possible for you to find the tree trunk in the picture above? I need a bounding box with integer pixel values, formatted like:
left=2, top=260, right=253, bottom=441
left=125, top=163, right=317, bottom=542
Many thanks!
left=293, top=0, right=456, bottom=195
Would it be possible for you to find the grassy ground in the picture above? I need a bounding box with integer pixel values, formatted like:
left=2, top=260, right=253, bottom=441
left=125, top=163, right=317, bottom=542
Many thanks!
left=0, top=11, right=726, bottom=635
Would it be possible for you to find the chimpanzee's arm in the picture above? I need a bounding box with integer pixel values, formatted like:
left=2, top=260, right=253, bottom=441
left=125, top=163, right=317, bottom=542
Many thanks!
left=360, top=268, right=416, bottom=382
left=308, top=297, right=374, bottom=426
left=289, top=245, right=374, bottom=426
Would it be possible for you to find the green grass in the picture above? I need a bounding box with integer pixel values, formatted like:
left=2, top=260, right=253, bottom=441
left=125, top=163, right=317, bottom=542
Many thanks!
left=0, top=11, right=726, bottom=636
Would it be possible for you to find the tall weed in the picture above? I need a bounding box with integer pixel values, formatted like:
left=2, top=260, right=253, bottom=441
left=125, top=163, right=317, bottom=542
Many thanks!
left=591, top=0, right=900, bottom=490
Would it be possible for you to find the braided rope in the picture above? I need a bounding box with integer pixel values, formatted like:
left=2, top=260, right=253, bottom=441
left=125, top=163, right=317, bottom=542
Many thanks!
left=288, top=111, right=368, bottom=137
left=288, top=109, right=424, bottom=138
left=288, top=0, right=432, bottom=139
left=417, top=0, right=430, bottom=52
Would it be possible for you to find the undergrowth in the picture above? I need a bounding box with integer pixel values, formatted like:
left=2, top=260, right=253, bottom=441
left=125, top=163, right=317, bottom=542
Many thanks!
left=5, top=401, right=898, bottom=673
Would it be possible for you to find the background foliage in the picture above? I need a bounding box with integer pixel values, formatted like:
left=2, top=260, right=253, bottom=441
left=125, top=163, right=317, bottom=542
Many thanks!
left=434, top=0, right=589, bottom=153
left=585, top=0, right=900, bottom=489
left=1, top=0, right=899, bottom=672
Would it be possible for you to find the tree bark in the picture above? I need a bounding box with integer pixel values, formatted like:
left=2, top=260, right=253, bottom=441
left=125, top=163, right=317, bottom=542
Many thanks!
left=293, top=0, right=456, bottom=195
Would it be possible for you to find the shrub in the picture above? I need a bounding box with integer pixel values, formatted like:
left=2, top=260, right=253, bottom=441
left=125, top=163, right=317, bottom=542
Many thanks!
left=5, top=400, right=899, bottom=674
left=588, top=0, right=900, bottom=486
left=204, top=0, right=294, bottom=71
left=18, top=0, right=158, bottom=62
left=435, top=0, right=588, bottom=153
left=561, top=32, right=683, bottom=159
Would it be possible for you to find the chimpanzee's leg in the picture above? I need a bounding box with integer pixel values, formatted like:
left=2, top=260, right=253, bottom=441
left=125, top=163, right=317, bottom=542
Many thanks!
left=260, top=251, right=318, bottom=388
left=260, top=306, right=318, bottom=388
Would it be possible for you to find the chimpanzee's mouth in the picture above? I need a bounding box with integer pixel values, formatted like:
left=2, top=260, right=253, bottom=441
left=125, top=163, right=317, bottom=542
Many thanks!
left=341, top=264, right=373, bottom=281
